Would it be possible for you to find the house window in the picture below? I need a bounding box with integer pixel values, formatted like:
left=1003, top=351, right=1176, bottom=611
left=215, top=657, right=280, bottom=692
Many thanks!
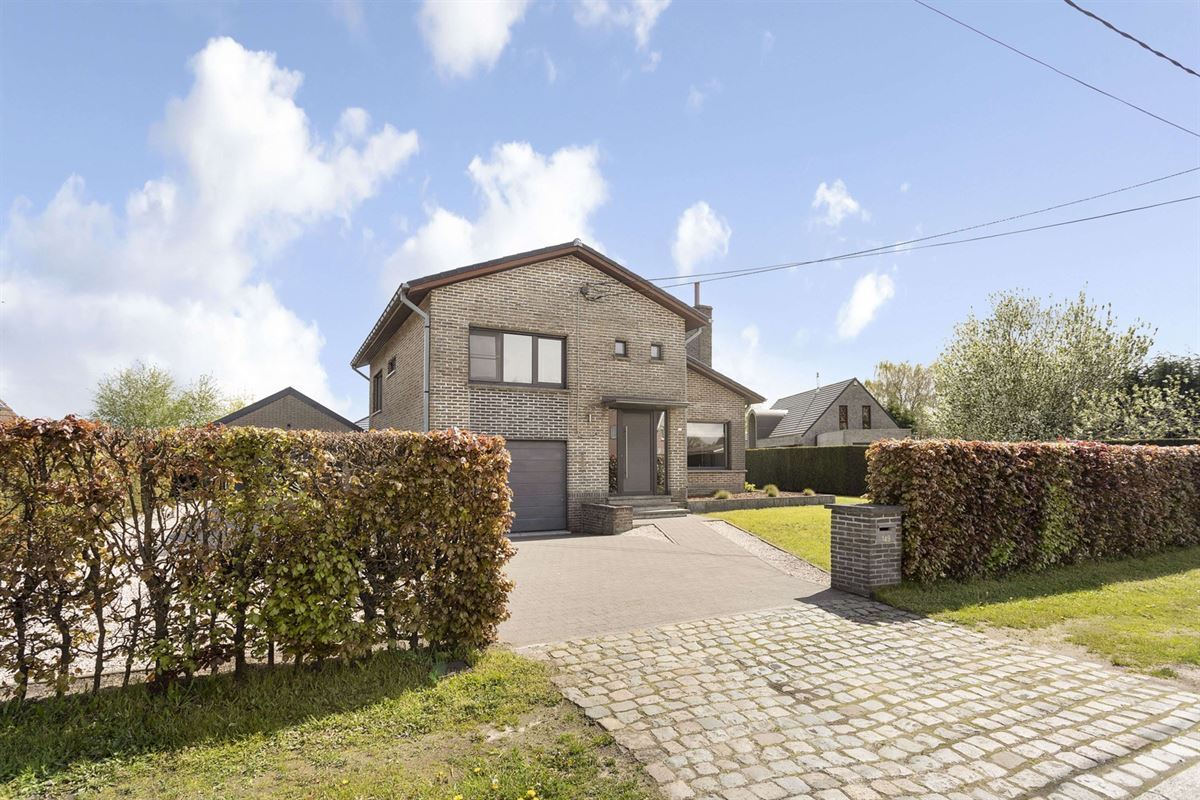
left=650, top=343, right=664, bottom=360
left=469, top=328, right=565, bottom=387
left=862, top=405, right=871, bottom=429
left=386, top=356, right=396, bottom=377
left=614, top=339, right=628, bottom=357
left=687, top=422, right=727, bottom=469
left=838, top=405, right=848, bottom=430
left=371, top=371, right=383, bottom=414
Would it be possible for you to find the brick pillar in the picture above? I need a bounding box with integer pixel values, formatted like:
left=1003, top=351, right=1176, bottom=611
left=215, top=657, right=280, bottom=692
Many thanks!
left=827, top=504, right=903, bottom=596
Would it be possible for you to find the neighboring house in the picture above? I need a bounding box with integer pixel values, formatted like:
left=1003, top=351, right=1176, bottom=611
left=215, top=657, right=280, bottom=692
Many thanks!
left=0, top=399, right=16, bottom=424
left=351, top=241, right=764, bottom=533
left=216, top=387, right=360, bottom=433
left=751, top=378, right=910, bottom=448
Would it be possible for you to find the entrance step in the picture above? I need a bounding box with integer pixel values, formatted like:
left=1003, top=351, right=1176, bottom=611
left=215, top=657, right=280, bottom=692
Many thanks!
left=609, top=494, right=678, bottom=508
left=631, top=507, right=688, bottom=521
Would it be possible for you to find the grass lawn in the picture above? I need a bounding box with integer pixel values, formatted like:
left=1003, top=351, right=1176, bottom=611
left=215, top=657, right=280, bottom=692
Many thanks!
left=706, top=495, right=866, bottom=571
left=0, top=650, right=655, bottom=800
left=877, top=546, right=1200, bottom=679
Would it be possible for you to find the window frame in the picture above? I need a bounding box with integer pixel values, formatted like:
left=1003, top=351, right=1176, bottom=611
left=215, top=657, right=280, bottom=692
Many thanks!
left=386, top=356, right=397, bottom=377
left=614, top=339, right=628, bottom=358
left=371, top=370, right=383, bottom=415
left=862, top=405, right=871, bottom=430
left=468, top=327, right=567, bottom=388
left=838, top=404, right=849, bottom=430
left=650, top=343, right=664, bottom=361
left=686, top=420, right=729, bottom=470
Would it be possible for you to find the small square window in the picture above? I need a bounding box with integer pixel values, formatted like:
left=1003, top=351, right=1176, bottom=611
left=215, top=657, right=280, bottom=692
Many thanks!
left=386, top=356, right=396, bottom=376
left=614, top=339, right=628, bottom=357
left=650, top=343, right=664, bottom=360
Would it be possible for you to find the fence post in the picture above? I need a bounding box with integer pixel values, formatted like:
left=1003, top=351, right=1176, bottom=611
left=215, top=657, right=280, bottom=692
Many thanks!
left=826, top=504, right=903, bottom=596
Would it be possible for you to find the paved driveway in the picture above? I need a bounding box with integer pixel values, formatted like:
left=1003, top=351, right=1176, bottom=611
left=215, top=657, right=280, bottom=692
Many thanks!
left=505, top=516, right=1200, bottom=799
left=500, top=515, right=828, bottom=646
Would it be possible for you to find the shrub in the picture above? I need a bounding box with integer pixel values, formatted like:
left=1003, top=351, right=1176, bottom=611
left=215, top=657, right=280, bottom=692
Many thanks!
left=867, top=439, right=1200, bottom=583
left=763, top=484, right=780, bottom=497
left=746, top=446, right=868, bottom=496
left=743, top=482, right=756, bottom=492
left=713, top=489, right=733, bottom=499
left=801, top=488, right=815, bottom=496
left=0, top=419, right=514, bottom=698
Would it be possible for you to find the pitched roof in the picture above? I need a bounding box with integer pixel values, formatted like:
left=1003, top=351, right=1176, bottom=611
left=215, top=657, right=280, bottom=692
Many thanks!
left=751, top=408, right=787, bottom=440
left=352, top=241, right=711, bottom=368
left=687, top=357, right=766, bottom=404
left=215, top=387, right=360, bottom=432
left=767, top=378, right=858, bottom=439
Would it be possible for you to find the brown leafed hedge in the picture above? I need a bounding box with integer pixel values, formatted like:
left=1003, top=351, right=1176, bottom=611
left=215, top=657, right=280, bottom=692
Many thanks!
left=0, top=418, right=514, bottom=700
left=866, top=439, right=1200, bottom=583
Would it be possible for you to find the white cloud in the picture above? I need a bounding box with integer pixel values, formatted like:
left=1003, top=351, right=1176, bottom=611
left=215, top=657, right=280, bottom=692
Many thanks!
left=329, top=0, right=366, bottom=35
left=417, top=0, right=531, bottom=79
left=0, top=37, right=418, bottom=417
left=761, top=30, right=775, bottom=55
left=900, top=182, right=910, bottom=193
left=711, top=323, right=812, bottom=408
left=685, top=79, right=719, bottom=114
left=836, top=271, right=895, bottom=339
left=671, top=201, right=731, bottom=275
left=812, top=178, right=868, bottom=227
left=382, top=141, right=607, bottom=287
left=575, top=0, right=671, bottom=50
left=543, top=51, right=558, bottom=84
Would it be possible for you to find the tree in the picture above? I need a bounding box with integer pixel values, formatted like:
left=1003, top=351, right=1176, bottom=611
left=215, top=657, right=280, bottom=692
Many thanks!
left=931, top=291, right=1153, bottom=441
left=91, top=361, right=237, bottom=429
left=1075, top=375, right=1200, bottom=440
left=864, top=361, right=936, bottom=435
left=1125, top=353, right=1200, bottom=395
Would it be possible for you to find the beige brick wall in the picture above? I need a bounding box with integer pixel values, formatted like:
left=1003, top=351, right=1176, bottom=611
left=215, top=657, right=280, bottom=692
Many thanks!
left=686, top=366, right=749, bottom=495
left=225, top=395, right=357, bottom=433
left=368, top=295, right=428, bottom=432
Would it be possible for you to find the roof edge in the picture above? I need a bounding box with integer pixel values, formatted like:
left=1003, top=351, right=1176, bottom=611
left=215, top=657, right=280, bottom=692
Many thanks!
left=352, top=241, right=710, bottom=368
left=687, top=357, right=766, bottom=404
left=215, top=387, right=360, bottom=432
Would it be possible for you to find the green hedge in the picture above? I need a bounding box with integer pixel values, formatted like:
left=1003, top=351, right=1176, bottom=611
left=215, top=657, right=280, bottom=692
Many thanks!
left=867, top=439, right=1200, bottom=583
left=0, top=418, right=514, bottom=700
left=746, top=446, right=868, bottom=496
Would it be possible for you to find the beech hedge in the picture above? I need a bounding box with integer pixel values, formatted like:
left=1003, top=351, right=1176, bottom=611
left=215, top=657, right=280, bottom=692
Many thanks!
left=866, top=439, right=1200, bottom=583
left=0, top=419, right=514, bottom=699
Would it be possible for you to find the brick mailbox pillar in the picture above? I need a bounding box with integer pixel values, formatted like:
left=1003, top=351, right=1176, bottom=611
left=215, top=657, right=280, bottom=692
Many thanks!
left=826, top=504, right=904, bottom=596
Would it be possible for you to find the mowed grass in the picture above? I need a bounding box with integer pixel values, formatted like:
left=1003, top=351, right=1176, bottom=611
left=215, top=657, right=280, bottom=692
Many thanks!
left=0, top=650, right=655, bottom=800
left=877, top=547, right=1200, bottom=678
left=706, top=495, right=867, bottom=571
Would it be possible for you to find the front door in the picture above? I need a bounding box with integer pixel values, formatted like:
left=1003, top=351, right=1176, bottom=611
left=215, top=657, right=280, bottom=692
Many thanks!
left=616, top=410, right=655, bottom=494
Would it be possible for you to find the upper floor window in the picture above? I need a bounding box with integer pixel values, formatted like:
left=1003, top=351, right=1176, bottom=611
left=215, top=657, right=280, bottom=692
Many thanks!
left=371, top=371, right=383, bottom=414
left=386, top=356, right=396, bottom=376
left=862, top=405, right=871, bottom=429
left=838, top=405, right=848, bottom=430
left=470, top=329, right=565, bottom=387
left=687, top=422, right=727, bottom=469
left=614, top=339, right=628, bottom=357
left=650, top=343, right=664, bottom=360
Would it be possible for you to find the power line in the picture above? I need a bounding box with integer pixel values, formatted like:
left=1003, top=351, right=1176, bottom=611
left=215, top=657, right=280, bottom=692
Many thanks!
left=911, top=0, right=1200, bottom=138
left=581, top=191, right=1200, bottom=301
left=636, top=165, right=1199, bottom=284
left=654, top=194, right=1199, bottom=290
left=1062, top=0, right=1200, bottom=79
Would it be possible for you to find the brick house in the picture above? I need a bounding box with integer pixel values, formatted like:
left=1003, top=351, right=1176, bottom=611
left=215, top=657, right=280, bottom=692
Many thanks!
left=216, top=387, right=361, bottom=433
left=749, top=378, right=910, bottom=448
left=351, top=241, right=764, bottom=533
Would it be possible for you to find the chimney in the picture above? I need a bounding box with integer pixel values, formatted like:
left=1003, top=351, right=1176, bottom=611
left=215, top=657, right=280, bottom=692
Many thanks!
left=687, top=282, right=713, bottom=366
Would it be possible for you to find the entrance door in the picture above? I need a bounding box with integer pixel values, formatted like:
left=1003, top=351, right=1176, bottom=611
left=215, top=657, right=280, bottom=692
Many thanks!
left=617, top=410, right=655, bottom=494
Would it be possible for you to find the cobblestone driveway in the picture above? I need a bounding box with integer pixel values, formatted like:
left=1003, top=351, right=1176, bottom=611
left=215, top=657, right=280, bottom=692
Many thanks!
left=525, top=596, right=1200, bottom=800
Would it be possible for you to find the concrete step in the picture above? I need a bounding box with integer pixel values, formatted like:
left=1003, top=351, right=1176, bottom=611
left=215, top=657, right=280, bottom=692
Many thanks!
left=609, top=494, right=677, bottom=507
left=631, top=507, right=689, bottom=520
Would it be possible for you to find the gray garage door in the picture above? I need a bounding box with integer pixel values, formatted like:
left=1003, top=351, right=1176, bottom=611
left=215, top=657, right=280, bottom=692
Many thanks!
left=507, top=440, right=567, bottom=533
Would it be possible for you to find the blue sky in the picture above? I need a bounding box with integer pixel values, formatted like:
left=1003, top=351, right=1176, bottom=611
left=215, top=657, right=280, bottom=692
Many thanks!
left=2, top=0, right=1198, bottom=419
